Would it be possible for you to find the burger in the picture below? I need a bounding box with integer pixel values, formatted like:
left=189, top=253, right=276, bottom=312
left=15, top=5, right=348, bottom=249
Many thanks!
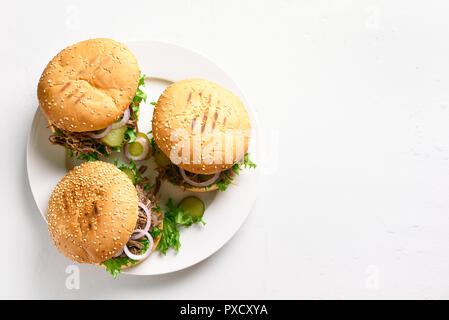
left=152, top=78, right=256, bottom=192
left=47, top=161, right=163, bottom=278
left=37, top=38, right=147, bottom=161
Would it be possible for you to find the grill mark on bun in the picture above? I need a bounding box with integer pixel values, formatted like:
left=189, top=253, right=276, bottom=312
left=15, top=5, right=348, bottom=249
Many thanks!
left=187, top=92, right=192, bottom=103
left=47, top=161, right=139, bottom=264
left=201, top=108, right=209, bottom=133
left=75, top=93, right=85, bottom=104
left=37, top=38, right=140, bottom=133
left=67, top=91, right=75, bottom=99
left=152, top=78, right=251, bottom=175
left=212, top=111, right=219, bottom=130
left=60, top=82, right=71, bottom=92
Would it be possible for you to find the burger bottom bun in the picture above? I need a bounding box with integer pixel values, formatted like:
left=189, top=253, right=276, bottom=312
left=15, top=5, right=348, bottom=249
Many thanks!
left=171, top=181, right=219, bottom=193
left=167, top=169, right=237, bottom=193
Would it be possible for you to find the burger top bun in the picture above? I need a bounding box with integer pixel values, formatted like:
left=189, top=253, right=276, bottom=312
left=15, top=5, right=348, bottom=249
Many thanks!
left=38, top=38, right=140, bottom=132
left=152, top=79, right=251, bottom=175
left=47, top=161, right=139, bottom=264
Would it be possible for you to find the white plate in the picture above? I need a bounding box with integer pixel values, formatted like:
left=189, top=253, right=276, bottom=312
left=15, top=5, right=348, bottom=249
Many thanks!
left=27, top=40, right=260, bottom=275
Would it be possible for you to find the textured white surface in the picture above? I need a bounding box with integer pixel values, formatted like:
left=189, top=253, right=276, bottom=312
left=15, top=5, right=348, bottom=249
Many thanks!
left=2, top=0, right=449, bottom=299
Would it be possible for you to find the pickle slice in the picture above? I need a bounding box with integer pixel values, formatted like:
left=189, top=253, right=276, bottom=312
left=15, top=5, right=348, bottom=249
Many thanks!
left=127, top=132, right=152, bottom=158
left=100, top=126, right=127, bottom=147
left=155, top=147, right=171, bottom=167
left=137, top=132, right=151, bottom=145
left=121, top=168, right=136, bottom=184
left=179, top=196, right=205, bottom=218
left=128, top=141, right=144, bottom=156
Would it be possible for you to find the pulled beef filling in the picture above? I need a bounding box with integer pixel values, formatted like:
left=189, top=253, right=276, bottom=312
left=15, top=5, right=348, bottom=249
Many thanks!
left=116, top=183, right=161, bottom=257
left=136, top=184, right=162, bottom=228
left=49, top=129, right=113, bottom=157
left=156, top=163, right=230, bottom=190
left=48, top=111, right=137, bottom=157
left=156, top=164, right=187, bottom=186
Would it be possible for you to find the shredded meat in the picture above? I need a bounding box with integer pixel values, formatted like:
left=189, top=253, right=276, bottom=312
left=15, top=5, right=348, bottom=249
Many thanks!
left=128, top=240, right=145, bottom=249
left=115, top=183, right=162, bottom=258
left=156, top=164, right=190, bottom=188
left=49, top=129, right=113, bottom=157
left=156, top=163, right=228, bottom=190
left=136, top=184, right=162, bottom=228
left=48, top=111, right=137, bottom=158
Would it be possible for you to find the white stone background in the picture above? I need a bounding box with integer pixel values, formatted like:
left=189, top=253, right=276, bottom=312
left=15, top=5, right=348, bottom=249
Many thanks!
left=2, top=0, right=449, bottom=299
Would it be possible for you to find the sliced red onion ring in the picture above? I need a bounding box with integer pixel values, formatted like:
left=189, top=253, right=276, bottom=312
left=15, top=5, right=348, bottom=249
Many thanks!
left=113, top=248, right=124, bottom=258
left=123, top=229, right=154, bottom=261
left=88, top=124, right=112, bottom=139
left=124, top=136, right=150, bottom=162
left=130, top=202, right=152, bottom=240
left=179, top=168, right=220, bottom=187
left=111, top=108, right=130, bottom=129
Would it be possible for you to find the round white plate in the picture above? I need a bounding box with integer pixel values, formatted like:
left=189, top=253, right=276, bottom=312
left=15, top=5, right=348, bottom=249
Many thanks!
left=27, top=40, right=260, bottom=275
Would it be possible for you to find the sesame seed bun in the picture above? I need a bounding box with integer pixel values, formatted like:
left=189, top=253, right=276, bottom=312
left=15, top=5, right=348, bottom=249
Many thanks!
left=99, top=209, right=164, bottom=270
left=47, top=161, right=139, bottom=264
left=152, top=79, right=251, bottom=175
left=38, top=38, right=140, bottom=132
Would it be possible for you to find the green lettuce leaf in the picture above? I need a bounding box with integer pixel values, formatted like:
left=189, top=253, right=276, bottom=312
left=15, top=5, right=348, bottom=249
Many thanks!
left=215, top=154, right=257, bottom=191
left=102, top=237, right=150, bottom=279
left=125, top=127, right=137, bottom=144
left=114, top=159, right=140, bottom=185
left=130, top=72, right=147, bottom=121
left=157, top=198, right=205, bottom=255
